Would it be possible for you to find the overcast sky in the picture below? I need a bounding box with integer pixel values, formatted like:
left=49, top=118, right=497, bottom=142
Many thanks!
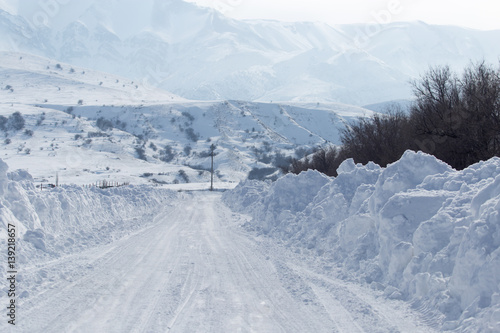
left=185, top=0, right=500, bottom=31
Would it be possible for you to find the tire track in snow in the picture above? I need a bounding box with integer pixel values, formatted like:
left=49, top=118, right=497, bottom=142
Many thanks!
left=287, top=263, right=439, bottom=333
left=19, top=204, right=183, bottom=332
left=204, top=195, right=336, bottom=332
left=306, top=281, right=366, bottom=333
left=115, top=200, right=206, bottom=332
left=74, top=217, right=184, bottom=332
left=136, top=205, right=200, bottom=333
left=20, top=223, right=159, bottom=331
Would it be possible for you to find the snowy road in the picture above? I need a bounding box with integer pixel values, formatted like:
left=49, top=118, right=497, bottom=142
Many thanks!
left=17, top=193, right=437, bottom=332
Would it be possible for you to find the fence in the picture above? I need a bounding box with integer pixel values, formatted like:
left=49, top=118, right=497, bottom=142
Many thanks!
left=38, top=181, right=130, bottom=190
left=84, top=181, right=130, bottom=189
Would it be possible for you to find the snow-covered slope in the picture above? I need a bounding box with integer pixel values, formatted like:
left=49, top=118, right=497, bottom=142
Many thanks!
left=0, top=50, right=184, bottom=105
left=1, top=0, right=498, bottom=105
left=224, top=151, right=500, bottom=331
left=0, top=52, right=371, bottom=186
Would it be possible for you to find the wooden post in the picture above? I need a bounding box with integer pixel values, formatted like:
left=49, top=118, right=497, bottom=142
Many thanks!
left=210, top=144, right=215, bottom=191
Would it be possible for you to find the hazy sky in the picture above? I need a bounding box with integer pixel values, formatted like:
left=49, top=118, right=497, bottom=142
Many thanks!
left=185, top=0, right=500, bottom=30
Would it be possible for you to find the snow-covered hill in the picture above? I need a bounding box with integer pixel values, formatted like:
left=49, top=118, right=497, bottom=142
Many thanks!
left=1, top=0, right=499, bottom=105
left=0, top=52, right=372, bottom=186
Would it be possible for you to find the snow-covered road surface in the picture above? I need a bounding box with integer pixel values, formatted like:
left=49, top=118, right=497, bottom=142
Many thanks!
left=17, top=193, right=436, bottom=332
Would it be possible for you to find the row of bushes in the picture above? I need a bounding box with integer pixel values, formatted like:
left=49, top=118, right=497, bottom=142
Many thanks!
left=289, top=61, right=500, bottom=175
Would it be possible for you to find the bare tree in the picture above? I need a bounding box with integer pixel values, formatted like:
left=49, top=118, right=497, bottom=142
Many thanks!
left=342, top=109, right=413, bottom=167
left=288, top=61, right=500, bottom=176
left=411, top=62, right=500, bottom=169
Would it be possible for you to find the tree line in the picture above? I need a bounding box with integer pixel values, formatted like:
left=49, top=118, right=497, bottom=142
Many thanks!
left=288, top=61, right=500, bottom=176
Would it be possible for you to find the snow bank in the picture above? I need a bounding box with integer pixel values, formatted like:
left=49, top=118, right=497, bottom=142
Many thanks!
left=0, top=159, right=177, bottom=298
left=223, top=150, right=500, bottom=331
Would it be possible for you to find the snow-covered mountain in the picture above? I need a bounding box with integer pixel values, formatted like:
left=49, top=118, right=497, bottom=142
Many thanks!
left=0, top=52, right=372, bottom=186
left=1, top=0, right=499, bottom=105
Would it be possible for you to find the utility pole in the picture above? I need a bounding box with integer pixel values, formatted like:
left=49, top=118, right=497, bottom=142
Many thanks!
left=210, top=144, right=215, bottom=191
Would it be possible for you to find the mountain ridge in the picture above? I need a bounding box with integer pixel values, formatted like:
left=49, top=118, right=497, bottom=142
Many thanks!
left=1, top=1, right=499, bottom=105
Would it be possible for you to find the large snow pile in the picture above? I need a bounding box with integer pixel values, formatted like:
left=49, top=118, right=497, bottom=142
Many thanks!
left=224, top=150, right=500, bottom=331
left=0, top=158, right=177, bottom=298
